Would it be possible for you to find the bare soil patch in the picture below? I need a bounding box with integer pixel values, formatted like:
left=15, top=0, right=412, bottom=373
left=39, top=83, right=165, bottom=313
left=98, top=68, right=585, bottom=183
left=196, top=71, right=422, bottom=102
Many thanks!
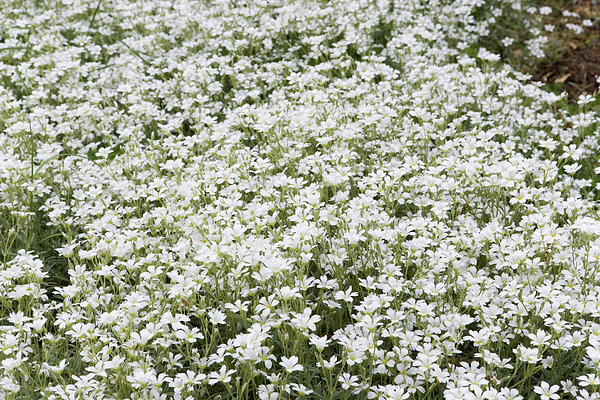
left=531, top=1, right=600, bottom=99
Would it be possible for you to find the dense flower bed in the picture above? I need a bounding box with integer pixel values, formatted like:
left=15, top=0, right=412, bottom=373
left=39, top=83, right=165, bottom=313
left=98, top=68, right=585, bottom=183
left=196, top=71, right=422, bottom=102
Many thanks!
left=1, top=0, right=600, bottom=399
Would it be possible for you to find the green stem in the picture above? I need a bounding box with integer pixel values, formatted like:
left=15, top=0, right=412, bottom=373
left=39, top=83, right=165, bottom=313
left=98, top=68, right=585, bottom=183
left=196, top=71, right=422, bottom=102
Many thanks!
left=88, top=0, right=103, bottom=32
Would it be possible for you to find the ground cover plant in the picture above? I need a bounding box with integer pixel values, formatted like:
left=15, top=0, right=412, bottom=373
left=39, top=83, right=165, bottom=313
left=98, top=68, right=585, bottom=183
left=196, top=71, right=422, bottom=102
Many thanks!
left=2, top=0, right=600, bottom=399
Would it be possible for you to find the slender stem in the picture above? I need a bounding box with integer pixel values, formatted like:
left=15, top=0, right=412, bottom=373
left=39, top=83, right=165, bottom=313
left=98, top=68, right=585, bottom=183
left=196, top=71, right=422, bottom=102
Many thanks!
left=88, top=0, right=103, bottom=32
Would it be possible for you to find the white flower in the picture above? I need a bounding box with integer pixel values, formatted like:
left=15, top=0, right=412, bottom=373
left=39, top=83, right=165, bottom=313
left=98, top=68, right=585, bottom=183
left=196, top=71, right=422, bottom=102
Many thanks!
left=309, top=335, right=330, bottom=351
left=501, top=37, right=514, bottom=47
left=578, top=373, right=600, bottom=387
left=290, top=308, right=321, bottom=333
left=208, top=309, right=227, bottom=325
left=533, top=382, right=559, bottom=400
left=289, top=383, right=313, bottom=396
left=208, top=366, right=236, bottom=385
left=280, top=356, right=303, bottom=373
left=319, top=355, right=340, bottom=370
left=478, top=48, right=500, bottom=62
left=174, top=325, right=203, bottom=343
left=338, top=373, right=359, bottom=389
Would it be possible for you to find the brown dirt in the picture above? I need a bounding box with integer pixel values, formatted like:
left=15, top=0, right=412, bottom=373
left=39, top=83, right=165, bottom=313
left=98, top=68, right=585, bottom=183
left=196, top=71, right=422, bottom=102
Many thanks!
left=533, top=41, right=600, bottom=98
left=531, top=1, right=600, bottom=99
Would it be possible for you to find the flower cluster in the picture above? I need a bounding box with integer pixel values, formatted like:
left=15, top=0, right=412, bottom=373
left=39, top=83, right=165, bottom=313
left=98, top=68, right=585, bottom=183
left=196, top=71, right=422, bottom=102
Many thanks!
left=1, top=0, right=600, bottom=399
